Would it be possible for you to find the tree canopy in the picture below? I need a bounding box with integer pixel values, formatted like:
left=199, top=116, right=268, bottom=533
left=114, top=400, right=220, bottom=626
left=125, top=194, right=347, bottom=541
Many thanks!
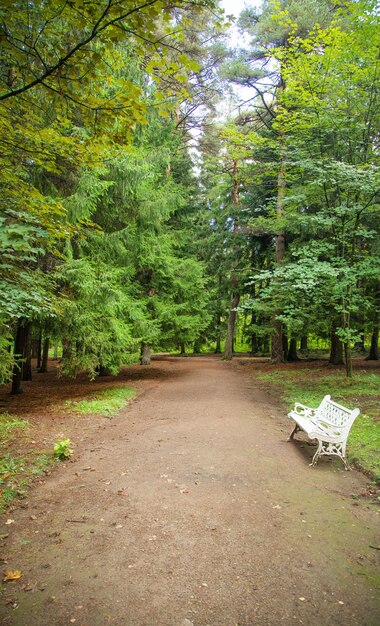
left=1, top=0, right=379, bottom=390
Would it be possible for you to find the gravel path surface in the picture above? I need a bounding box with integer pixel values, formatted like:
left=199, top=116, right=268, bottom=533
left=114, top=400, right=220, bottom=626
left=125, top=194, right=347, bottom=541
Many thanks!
left=1, top=357, right=379, bottom=625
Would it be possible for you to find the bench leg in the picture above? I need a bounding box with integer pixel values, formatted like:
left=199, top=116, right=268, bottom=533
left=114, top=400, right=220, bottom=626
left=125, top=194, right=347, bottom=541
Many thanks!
left=341, top=442, right=351, bottom=470
left=309, top=441, right=323, bottom=467
left=288, top=424, right=300, bottom=441
left=310, top=441, right=352, bottom=469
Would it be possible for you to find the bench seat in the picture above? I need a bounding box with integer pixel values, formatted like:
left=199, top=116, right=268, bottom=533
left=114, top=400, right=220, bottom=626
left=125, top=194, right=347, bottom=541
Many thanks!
left=288, top=394, right=360, bottom=469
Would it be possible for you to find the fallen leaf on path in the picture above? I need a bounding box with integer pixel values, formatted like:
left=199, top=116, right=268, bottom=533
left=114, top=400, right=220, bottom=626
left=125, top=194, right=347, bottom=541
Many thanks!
left=30, top=515, right=37, bottom=521
left=3, top=570, right=22, bottom=582
left=5, top=520, right=15, bottom=525
left=298, top=597, right=306, bottom=602
left=180, top=488, right=189, bottom=494
left=272, top=505, right=281, bottom=510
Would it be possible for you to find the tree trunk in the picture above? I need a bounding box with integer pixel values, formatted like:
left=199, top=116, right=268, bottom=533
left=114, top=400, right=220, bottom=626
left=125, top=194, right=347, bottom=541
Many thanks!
left=39, top=337, right=49, bottom=373
left=344, top=342, right=353, bottom=378
left=36, top=330, right=42, bottom=369
left=179, top=342, right=186, bottom=356
left=329, top=328, right=344, bottom=365
left=275, top=125, right=286, bottom=266
left=224, top=159, right=240, bottom=361
left=287, top=338, right=299, bottom=362
left=214, top=313, right=222, bottom=353
left=224, top=292, right=240, bottom=360
left=366, top=326, right=379, bottom=360
left=271, top=121, right=286, bottom=363
left=250, top=309, right=258, bottom=355
left=140, top=343, right=151, bottom=365
left=22, top=322, right=32, bottom=381
left=62, top=339, right=73, bottom=361
left=300, top=335, right=308, bottom=351
left=11, top=319, right=27, bottom=394
left=271, top=317, right=285, bottom=363
left=215, top=334, right=221, bottom=354
left=31, top=336, right=39, bottom=359
left=282, top=333, right=289, bottom=361
left=251, top=334, right=258, bottom=355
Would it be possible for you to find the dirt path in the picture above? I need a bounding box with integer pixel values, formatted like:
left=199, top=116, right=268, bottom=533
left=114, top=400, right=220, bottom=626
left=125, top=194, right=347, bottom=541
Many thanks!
left=1, top=357, right=379, bottom=626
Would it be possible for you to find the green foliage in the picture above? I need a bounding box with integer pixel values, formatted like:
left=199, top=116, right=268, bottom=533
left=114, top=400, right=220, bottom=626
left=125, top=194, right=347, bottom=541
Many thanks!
left=0, top=0, right=222, bottom=382
left=0, top=413, right=28, bottom=444
left=0, top=454, right=26, bottom=511
left=349, top=415, right=380, bottom=482
left=65, top=387, right=136, bottom=418
left=0, top=413, right=50, bottom=510
left=2, top=453, right=50, bottom=509
left=0, top=327, right=15, bottom=384
left=53, top=439, right=73, bottom=461
left=57, top=255, right=136, bottom=378
left=1, top=0, right=378, bottom=383
left=227, top=0, right=380, bottom=367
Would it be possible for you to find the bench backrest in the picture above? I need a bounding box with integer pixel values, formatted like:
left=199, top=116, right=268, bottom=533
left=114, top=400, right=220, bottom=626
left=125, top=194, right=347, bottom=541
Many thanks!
left=315, top=395, right=360, bottom=431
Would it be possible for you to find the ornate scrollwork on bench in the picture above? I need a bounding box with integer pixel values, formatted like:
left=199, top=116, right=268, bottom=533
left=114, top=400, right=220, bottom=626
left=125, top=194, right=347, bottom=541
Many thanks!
left=288, top=395, right=360, bottom=469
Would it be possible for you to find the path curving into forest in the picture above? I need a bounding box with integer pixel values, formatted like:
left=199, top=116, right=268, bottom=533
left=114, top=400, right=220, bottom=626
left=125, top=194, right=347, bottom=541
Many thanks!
left=1, top=357, right=379, bottom=626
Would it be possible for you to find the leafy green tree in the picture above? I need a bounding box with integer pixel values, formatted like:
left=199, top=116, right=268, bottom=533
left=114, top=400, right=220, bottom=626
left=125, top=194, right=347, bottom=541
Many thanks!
left=0, top=0, right=220, bottom=387
left=221, top=0, right=340, bottom=361
left=244, top=0, right=380, bottom=375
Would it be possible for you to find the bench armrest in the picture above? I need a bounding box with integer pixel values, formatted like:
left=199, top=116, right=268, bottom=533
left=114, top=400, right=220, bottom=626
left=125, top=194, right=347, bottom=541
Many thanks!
left=292, top=402, right=317, bottom=419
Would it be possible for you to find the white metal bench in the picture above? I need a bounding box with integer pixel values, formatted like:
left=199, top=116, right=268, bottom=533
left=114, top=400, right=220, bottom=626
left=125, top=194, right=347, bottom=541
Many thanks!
left=288, top=394, right=360, bottom=469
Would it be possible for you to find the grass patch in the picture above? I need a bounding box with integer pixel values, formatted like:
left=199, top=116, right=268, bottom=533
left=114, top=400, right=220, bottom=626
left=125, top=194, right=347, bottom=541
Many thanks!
left=0, top=451, right=52, bottom=511
left=0, top=412, right=52, bottom=511
left=255, top=368, right=380, bottom=479
left=65, top=386, right=136, bottom=417
left=0, top=413, right=28, bottom=445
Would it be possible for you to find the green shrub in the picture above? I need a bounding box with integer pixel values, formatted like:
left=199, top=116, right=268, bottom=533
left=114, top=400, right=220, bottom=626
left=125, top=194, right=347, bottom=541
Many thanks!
left=53, top=439, right=73, bottom=461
